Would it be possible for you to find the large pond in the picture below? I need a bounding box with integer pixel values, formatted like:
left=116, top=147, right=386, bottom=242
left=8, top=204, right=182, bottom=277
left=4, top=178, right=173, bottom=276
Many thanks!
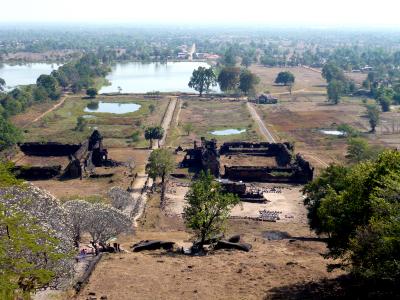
left=0, top=63, right=61, bottom=89
left=210, top=129, right=246, bottom=136
left=99, top=61, right=219, bottom=94
left=84, top=101, right=141, bottom=114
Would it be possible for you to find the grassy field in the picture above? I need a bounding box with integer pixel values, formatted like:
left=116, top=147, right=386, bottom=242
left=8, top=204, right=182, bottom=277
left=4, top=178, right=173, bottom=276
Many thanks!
left=255, top=93, right=400, bottom=169
left=167, top=98, right=262, bottom=148
left=250, top=65, right=327, bottom=94
left=23, top=95, right=169, bottom=148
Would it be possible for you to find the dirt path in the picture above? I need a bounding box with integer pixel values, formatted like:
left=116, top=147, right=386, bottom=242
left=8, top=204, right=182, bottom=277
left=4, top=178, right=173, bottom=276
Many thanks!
left=159, top=97, right=178, bottom=147
left=247, top=102, right=276, bottom=143
left=23, top=95, right=68, bottom=128
left=175, top=98, right=182, bottom=126
left=303, top=153, right=329, bottom=168
left=247, top=102, right=328, bottom=167
left=128, top=98, right=178, bottom=224
left=270, top=89, right=326, bottom=96
left=301, top=65, right=322, bottom=74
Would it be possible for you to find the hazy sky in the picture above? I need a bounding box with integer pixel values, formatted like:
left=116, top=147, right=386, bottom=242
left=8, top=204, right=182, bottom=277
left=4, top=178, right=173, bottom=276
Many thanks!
left=1, top=0, right=400, bottom=27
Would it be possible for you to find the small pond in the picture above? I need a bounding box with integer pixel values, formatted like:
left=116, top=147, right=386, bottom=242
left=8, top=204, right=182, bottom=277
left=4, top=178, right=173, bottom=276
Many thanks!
left=84, top=101, right=141, bottom=114
left=210, top=129, right=246, bottom=136
left=320, top=130, right=345, bottom=136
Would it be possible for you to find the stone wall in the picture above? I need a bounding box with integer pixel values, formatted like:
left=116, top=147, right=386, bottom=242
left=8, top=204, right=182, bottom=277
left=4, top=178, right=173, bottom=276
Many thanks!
left=219, top=142, right=293, bottom=166
left=19, top=142, right=81, bottom=157
left=13, top=165, right=62, bottom=180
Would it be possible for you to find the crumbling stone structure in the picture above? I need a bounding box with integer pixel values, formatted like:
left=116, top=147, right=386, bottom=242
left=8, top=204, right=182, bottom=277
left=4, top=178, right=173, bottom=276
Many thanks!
left=17, top=130, right=116, bottom=180
left=13, top=165, right=62, bottom=180
left=181, top=137, right=220, bottom=177
left=88, top=130, right=108, bottom=167
left=181, top=139, right=314, bottom=184
left=19, top=142, right=81, bottom=156
left=220, top=142, right=293, bottom=166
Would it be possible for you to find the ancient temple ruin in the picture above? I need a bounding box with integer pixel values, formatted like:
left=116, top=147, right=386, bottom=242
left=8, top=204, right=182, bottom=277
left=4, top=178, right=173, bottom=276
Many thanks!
left=181, top=137, right=220, bottom=177
left=181, top=138, right=314, bottom=184
left=14, top=130, right=116, bottom=180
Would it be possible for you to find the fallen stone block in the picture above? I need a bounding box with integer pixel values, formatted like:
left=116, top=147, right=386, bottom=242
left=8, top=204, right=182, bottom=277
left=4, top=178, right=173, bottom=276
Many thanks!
left=227, top=235, right=241, bottom=243
left=214, top=240, right=252, bottom=252
left=131, top=240, right=175, bottom=252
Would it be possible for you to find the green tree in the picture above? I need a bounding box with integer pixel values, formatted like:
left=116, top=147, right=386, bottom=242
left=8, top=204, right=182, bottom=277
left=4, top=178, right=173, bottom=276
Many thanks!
left=378, top=95, right=392, bottom=112
left=223, top=48, right=236, bottom=67
left=302, top=164, right=349, bottom=234
left=144, top=126, right=164, bottom=148
left=188, top=67, right=217, bottom=96
left=0, top=117, right=22, bottom=151
left=366, top=104, right=380, bottom=133
left=239, top=69, right=260, bottom=95
left=0, top=78, right=6, bottom=92
left=131, top=130, right=140, bottom=142
left=32, top=86, right=48, bottom=102
left=149, top=104, right=156, bottom=114
left=217, top=67, right=240, bottom=92
left=0, top=203, right=64, bottom=297
left=303, top=150, right=400, bottom=284
left=75, top=116, right=87, bottom=132
left=241, top=56, right=253, bottom=68
left=145, top=148, right=174, bottom=199
left=86, top=87, right=98, bottom=99
left=36, top=74, right=60, bottom=100
left=322, top=63, right=346, bottom=82
left=183, top=123, right=194, bottom=136
left=274, top=71, right=295, bottom=86
left=183, top=171, right=240, bottom=250
left=346, top=138, right=371, bottom=163
left=0, top=166, right=68, bottom=297
left=327, top=79, right=343, bottom=104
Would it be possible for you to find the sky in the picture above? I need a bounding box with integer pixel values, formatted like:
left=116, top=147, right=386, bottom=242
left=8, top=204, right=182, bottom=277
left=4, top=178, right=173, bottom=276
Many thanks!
left=1, top=0, right=400, bottom=28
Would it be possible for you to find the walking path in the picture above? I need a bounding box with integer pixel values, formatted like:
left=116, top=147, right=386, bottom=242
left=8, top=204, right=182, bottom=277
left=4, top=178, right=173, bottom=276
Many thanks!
left=23, top=95, right=68, bottom=128
left=247, top=102, right=276, bottom=143
left=247, top=102, right=329, bottom=168
left=128, top=98, right=178, bottom=225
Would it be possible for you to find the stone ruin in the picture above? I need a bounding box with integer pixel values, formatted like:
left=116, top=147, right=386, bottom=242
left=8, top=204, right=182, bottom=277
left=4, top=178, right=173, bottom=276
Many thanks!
left=181, top=138, right=314, bottom=184
left=181, top=137, right=220, bottom=177
left=14, top=130, right=117, bottom=180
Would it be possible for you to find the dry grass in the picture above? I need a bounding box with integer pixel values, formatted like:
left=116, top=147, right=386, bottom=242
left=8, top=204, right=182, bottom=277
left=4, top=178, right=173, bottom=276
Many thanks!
left=77, top=218, right=343, bottom=300
left=170, top=98, right=260, bottom=148
left=255, top=96, right=372, bottom=169
left=11, top=100, right=60, bottom=128
left=21, top=95, right=169, bottom=148
left=250, top=65, right=327, bottom=94
left=32, top=148, right=149, bottom=201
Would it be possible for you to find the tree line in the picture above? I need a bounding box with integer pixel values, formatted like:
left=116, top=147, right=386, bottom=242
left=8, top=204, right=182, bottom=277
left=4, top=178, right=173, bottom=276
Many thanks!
left=188, top=66, right=260, bottom=96
left=0, top=53, right=110, bottom=151
left=303, top=150, right=400, bottom=295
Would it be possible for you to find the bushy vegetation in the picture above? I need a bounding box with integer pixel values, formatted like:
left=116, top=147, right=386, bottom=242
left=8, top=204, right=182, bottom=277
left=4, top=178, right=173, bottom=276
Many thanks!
left=303, top=150, right=400, bottom=286
left=0, top=53, right=110, bottom=151
left=183, top=171, right=240, bottom=249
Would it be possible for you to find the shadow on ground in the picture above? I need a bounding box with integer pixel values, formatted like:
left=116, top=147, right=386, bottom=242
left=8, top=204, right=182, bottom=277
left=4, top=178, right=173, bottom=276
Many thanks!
left=265, top=275, right=400, bottom=300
